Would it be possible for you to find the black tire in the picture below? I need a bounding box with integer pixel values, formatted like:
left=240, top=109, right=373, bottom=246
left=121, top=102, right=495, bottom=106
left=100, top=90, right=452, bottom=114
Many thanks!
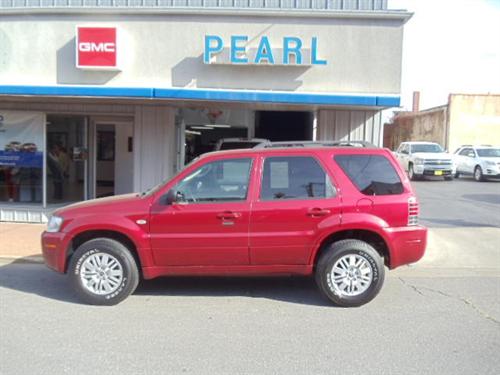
left=454, top=171, right=460, bottom=179
left=68, top=238, right=139, bottom=306
left=315, top=239, right=385, bottom=307
left=474, top=166, right=485, bottom=182
left=408, top=163, right=418, bottom=181
left=444, top=176, right=453, bottom=181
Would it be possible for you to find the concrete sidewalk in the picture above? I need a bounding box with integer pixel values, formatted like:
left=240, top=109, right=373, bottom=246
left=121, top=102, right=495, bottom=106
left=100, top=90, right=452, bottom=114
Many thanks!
left=1, top=223, right=499, bottom=271
left=0, top=223, right=45, bottom=262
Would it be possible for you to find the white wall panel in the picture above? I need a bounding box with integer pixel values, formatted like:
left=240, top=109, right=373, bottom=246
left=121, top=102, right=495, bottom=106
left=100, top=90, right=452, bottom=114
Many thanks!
left=317, top=109, right=383, bottom=146
left=134, top=105, right=176, bottom=193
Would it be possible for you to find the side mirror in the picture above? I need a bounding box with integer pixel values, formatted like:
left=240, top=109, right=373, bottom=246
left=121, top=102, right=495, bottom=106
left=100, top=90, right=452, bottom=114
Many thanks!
left=162, top=189, right=178, bottom=205
left=468, top=152, right=475, bottom=158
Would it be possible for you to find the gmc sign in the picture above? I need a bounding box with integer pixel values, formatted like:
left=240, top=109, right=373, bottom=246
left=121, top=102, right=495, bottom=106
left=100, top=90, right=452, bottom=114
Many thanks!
left=76, top=27, right=119, bottom=69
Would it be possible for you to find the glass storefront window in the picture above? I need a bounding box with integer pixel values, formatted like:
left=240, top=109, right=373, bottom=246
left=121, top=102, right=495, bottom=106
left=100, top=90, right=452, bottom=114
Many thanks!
left=0, top=111, right=45, bottom=204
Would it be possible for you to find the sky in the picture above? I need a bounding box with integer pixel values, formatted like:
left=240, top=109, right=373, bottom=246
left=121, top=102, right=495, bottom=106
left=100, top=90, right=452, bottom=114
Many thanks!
left=387, top=0, right=500, bottom=111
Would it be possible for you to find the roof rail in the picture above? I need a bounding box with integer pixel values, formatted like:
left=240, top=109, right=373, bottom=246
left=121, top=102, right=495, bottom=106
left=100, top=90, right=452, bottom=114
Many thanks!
left=253, top=140, right=378, bottom=149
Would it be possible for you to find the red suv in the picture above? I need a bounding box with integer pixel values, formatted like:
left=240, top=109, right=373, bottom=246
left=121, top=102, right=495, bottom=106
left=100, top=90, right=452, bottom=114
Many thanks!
left=42, top=143, right=427, bottom=307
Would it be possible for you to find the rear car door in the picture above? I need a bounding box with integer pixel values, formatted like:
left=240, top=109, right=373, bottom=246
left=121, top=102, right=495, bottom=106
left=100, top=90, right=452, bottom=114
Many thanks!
left=249, top=154, right=341, bottom=265
left=149, top=156, right=254, bottom=266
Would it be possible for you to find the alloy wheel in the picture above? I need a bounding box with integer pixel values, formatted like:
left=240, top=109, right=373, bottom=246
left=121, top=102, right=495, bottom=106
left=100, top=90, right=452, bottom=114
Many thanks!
left=80, top=252, right=124, bottom=295
left=330, top=254, right=373, bottom=297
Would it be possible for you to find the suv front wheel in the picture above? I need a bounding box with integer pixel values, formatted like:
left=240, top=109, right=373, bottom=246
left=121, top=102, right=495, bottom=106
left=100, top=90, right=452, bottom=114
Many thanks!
left=315, top=239, right=385, bottom=307
left=68, top=238, right=139, bottom=305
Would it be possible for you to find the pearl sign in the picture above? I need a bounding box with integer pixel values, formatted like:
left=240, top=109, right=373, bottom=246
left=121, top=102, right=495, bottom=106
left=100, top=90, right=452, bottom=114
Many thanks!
left=204, top=35, right=328, bottom=66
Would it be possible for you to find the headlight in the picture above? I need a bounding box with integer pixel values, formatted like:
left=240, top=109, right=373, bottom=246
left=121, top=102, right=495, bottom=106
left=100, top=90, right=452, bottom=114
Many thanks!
left=47, top=216, right=63, bottom=233
left=485, top=160, right=496, bottom=166
left=414, top=158, right=424, bottom=165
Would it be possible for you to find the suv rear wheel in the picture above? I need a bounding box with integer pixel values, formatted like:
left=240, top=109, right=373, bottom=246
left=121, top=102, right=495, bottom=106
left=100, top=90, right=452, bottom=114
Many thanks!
left=315, top=239, right=385, bottom=307
left=68, top=238, right=139, bottom=305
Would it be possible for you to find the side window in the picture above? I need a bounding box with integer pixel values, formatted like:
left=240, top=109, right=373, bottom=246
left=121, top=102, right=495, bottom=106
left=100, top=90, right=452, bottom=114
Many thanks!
left=260, top=156, right=335, bottom=200
left=335, top=154, right=404, bottom=196
left=459, top=148, right=470, bottom=156
left=400, top=144, right=408, bottom=154
left=173, top=158, right=252, bottom=203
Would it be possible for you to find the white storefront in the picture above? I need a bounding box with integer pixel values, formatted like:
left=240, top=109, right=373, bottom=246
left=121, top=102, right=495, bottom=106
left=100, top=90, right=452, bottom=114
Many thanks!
left=0, top=1, right=411, bottom=222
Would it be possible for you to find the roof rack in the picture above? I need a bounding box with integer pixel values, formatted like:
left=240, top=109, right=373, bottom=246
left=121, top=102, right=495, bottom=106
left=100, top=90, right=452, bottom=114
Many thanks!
left=254, top=140, right=378, bottom=149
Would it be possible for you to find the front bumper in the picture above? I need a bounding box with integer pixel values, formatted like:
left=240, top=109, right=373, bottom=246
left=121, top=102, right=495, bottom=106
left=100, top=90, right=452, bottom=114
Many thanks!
left=41, top=231, right=70, bottom=273
left=384, top=225, right=427, bottom=269
left=413, top=164, right=453, bottom=176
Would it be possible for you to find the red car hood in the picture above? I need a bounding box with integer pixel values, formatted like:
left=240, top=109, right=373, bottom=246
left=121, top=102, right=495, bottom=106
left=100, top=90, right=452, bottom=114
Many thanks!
left=54, top=193, right=147, bottom=217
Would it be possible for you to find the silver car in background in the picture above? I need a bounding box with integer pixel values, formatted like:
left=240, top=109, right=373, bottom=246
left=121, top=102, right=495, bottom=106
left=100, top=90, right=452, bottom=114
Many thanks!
left=453, top=145, right=500, bottom=181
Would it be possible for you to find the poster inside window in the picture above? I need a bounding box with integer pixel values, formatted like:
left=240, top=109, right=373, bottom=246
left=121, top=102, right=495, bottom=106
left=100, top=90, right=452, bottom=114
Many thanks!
left=0, top=111, right=45, bottom=203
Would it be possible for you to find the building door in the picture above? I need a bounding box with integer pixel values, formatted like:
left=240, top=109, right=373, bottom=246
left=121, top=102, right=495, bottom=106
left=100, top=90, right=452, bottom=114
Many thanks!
left=89, top=119, right=134, bottom=199
left=45, top=115, right=88, bottom=205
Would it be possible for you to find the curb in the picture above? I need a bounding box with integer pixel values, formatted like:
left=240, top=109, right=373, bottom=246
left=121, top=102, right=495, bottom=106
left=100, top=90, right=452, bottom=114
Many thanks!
left=0, top=255, right=44, bottom=264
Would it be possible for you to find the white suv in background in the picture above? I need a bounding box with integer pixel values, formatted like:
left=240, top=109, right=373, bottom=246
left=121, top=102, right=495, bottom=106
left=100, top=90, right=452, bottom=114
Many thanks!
left=395, top=141, right=455, bottom=181
left=453, top=145, right=500, bottom=181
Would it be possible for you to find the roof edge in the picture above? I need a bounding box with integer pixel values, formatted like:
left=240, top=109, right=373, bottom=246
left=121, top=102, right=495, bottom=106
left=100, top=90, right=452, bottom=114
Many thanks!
left=0, top=7, right=413, bottom=21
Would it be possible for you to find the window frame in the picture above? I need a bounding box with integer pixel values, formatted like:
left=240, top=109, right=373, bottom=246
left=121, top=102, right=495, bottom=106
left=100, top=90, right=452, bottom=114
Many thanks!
left=257, top=155, right=336, bottom=202
left=171, top=156, right=254, bottom=205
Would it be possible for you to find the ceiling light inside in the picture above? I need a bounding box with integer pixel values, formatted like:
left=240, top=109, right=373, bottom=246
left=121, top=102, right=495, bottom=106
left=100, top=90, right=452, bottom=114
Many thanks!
left=191, top=126, right=213, bottom=130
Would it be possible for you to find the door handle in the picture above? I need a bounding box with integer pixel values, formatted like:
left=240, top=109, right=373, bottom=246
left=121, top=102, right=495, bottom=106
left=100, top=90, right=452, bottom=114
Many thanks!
left=216, top=211, right=241, bottom=220
left=307, top=208, right=331, bottom=217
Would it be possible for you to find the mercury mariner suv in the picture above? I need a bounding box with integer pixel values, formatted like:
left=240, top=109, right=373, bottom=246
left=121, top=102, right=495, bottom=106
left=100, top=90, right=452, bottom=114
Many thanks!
left=42, top=142, right=427, bottom=307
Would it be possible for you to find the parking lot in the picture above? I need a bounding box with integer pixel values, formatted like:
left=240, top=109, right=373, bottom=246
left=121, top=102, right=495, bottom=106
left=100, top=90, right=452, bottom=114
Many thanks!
left=413, top=176, right=500, bottom=228
left=1, top=178, right=499, bottom=375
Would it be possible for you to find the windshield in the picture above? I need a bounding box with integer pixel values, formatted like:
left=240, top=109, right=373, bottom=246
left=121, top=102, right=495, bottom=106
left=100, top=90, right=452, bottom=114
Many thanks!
left=411, top=144, right=443, bottom=153
left=140, top=157, right=200, bottom=197
left=477, top=148, right=500, bottom=157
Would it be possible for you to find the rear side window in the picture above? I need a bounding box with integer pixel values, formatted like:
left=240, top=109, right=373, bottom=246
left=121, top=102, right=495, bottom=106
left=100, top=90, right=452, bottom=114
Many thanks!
left=261, top=156, right=335, bottom=200
left=335, top=154, right=404, bottom=196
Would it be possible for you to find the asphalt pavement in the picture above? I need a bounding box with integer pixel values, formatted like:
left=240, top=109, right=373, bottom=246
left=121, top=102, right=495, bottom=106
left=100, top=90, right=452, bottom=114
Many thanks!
left=0, top=176, right=499, bottom=374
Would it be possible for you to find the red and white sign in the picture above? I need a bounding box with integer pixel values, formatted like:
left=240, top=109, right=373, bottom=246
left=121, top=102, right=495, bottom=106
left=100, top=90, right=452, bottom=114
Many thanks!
left=76, top=27, right=119, bottom=70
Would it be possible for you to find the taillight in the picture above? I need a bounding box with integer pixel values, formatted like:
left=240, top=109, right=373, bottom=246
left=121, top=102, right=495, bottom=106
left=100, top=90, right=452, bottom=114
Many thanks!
left=408, top=197, right=419, bottom=226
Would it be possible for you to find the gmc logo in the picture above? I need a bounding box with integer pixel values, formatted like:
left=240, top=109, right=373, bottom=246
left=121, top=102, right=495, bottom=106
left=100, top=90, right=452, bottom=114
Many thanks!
left=76, top=27, right=119, bottom=69
left=78, top=42, right=116, bottom=53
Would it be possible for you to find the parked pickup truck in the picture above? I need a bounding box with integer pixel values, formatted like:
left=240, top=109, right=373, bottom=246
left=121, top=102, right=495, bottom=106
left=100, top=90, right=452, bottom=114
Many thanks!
left=395, top=141, right=455, bottom=180
left=42, top=142, right=427, bottom=307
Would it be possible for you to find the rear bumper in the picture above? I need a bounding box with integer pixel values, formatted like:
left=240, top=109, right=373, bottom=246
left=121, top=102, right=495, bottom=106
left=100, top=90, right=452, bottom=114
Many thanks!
left=383, top=226, right=427, bottom=269
left=41, top=231, right=70, bottom=273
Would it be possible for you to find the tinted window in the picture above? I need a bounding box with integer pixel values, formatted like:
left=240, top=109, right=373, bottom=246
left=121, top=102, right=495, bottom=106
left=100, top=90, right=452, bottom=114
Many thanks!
left=335, top=155, right=404, bottom=196
left=477, top=148, right=500, bottom=157
left=261, top=156, right=335, bottom=200
left=459, top=148, right=473, bottom=156
left=173, top=158, right=252, bottom=203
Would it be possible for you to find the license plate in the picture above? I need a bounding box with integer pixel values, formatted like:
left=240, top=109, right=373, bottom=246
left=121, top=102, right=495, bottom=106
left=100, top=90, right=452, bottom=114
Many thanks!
left=434, top=170, right=443, bottom=176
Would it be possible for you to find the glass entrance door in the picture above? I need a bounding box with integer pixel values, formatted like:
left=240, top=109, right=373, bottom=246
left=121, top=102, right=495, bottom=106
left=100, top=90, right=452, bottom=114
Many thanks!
left=45, top=115, right=87, bottom=205
left=89, top=119, right=134, bottom=199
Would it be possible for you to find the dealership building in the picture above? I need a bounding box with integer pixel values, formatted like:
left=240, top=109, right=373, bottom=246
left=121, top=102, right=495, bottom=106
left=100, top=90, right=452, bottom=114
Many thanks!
left=0, top=0, right=411, bottom=222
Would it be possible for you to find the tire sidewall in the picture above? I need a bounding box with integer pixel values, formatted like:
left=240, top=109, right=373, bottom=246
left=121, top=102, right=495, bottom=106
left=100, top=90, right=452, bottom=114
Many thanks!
left=474, top=166, right=483, bottom=181
left=69, top=239, right=138, bottom=305
left=317, top=241, right=385, bottom=307
left=409, top=164, right=415, bottom=180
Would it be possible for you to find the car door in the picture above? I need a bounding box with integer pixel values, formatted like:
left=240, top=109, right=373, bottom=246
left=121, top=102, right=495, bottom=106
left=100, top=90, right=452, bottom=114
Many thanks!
left=396, top=143, right=409, bottom=171
left=465, top=148, right=478, bottom=174
left=454, top=148, right=464, bottom=172
left=456, top=148, right=469, bottom=173
left=249, top=154, right=341, bottom=265
left=149, top=156, right=254, bottom=266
